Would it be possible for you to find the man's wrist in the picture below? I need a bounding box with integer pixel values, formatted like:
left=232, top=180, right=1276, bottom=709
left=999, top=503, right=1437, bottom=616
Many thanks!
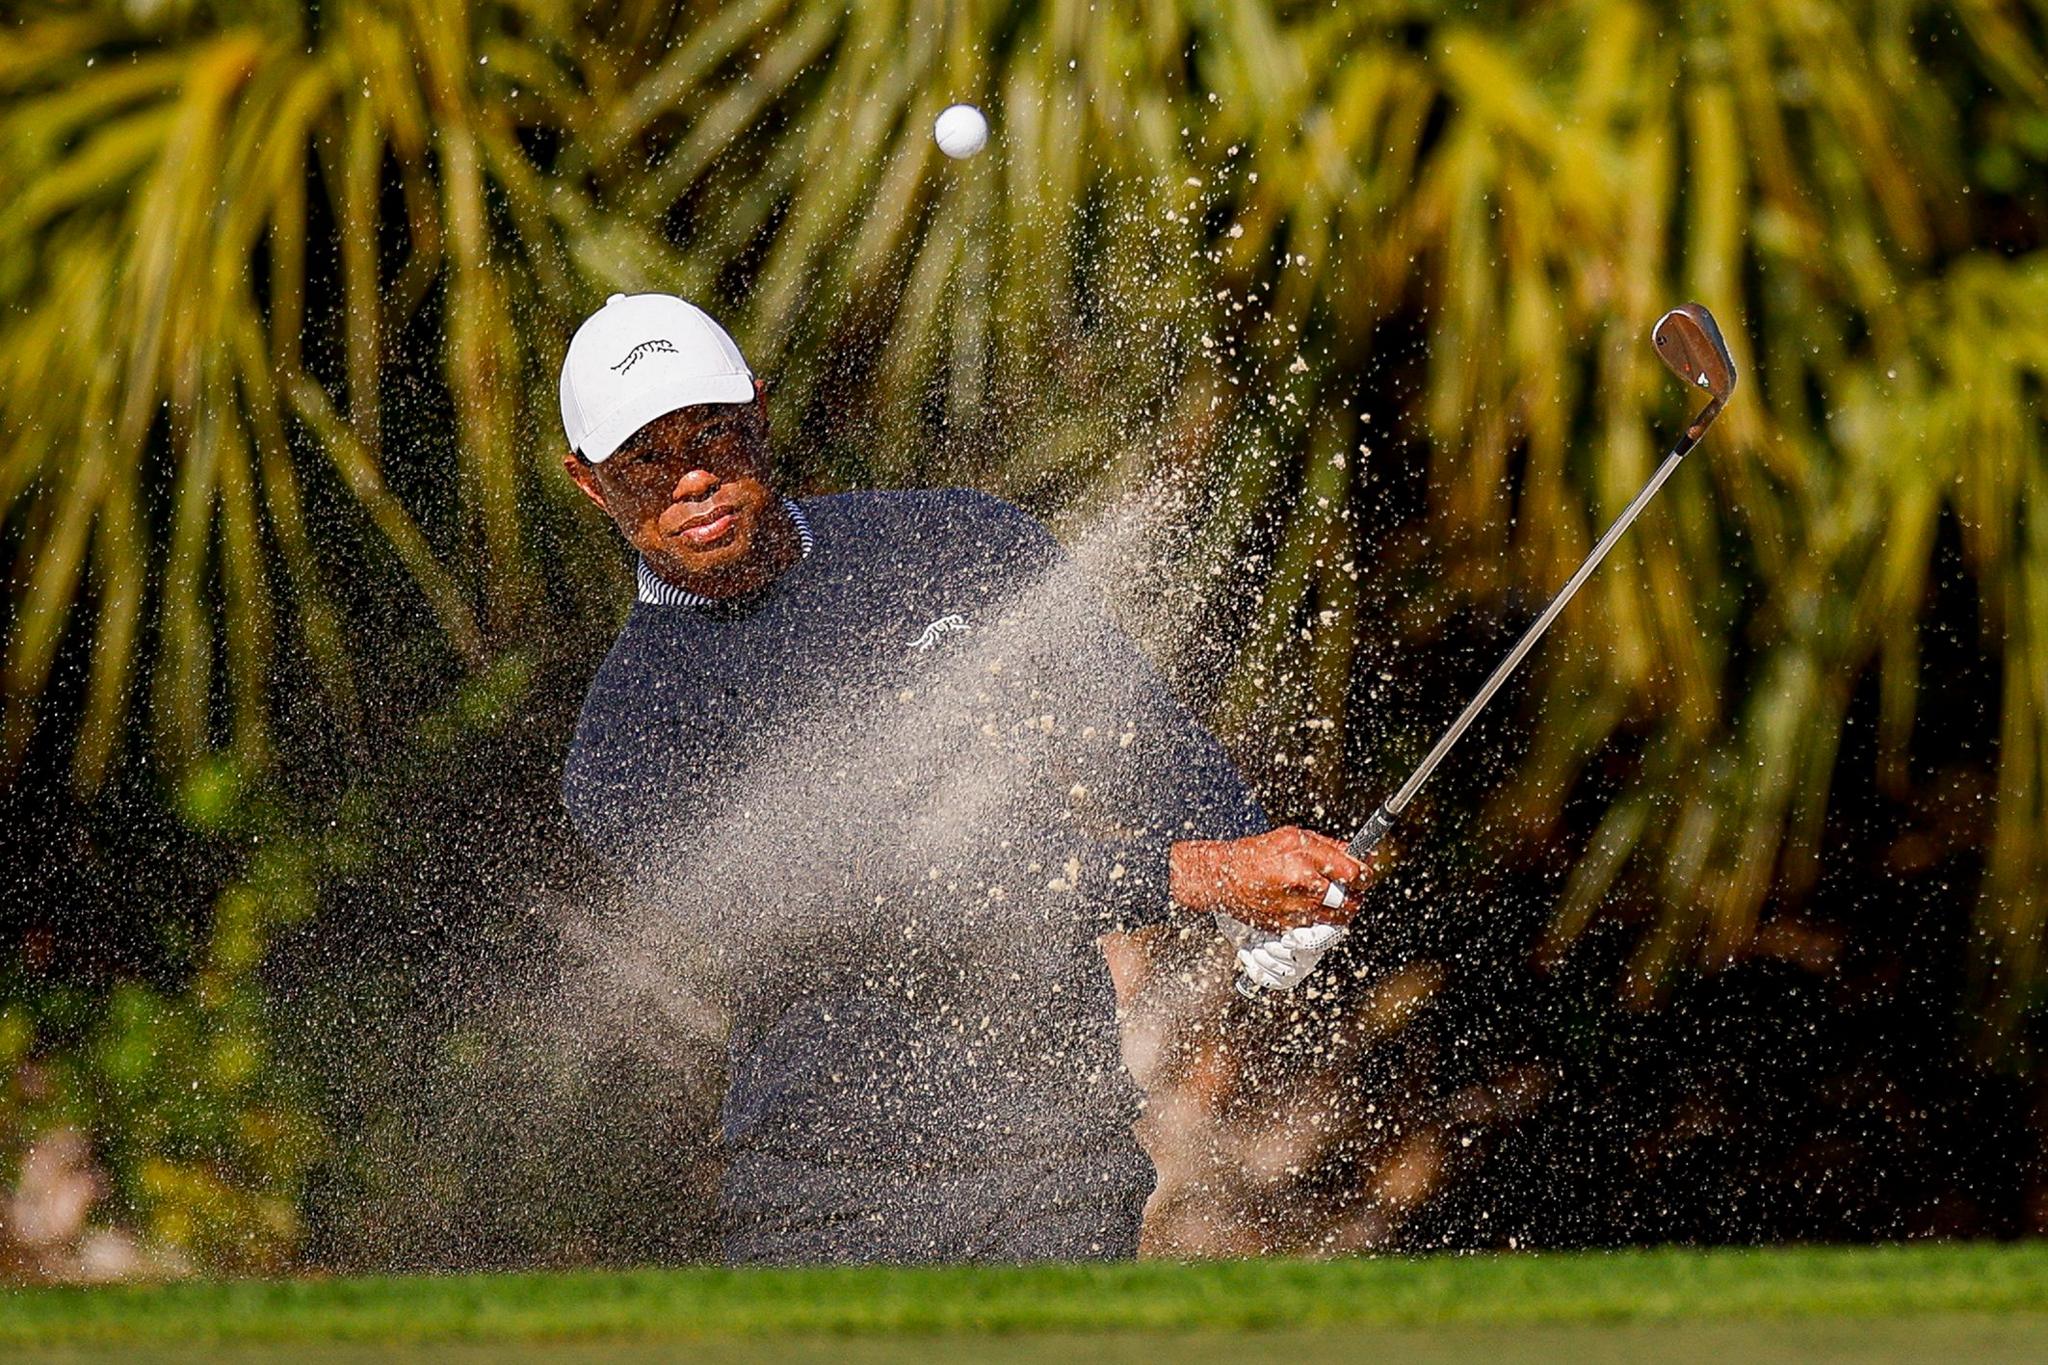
left=1169, top=839, right=1225, bottom=914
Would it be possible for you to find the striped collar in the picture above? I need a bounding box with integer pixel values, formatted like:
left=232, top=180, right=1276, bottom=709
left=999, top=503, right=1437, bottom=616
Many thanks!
left=635, top=498, right=814, bottom=609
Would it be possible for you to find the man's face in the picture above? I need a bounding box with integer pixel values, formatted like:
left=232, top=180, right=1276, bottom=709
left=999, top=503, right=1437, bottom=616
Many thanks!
left=566, top=385, right=776, bottom=590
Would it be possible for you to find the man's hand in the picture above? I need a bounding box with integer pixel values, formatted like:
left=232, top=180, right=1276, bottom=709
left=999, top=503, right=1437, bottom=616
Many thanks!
left=1169, top=826, right=1372, bottom=933
left=1214, top=915, right=1349, bottom=992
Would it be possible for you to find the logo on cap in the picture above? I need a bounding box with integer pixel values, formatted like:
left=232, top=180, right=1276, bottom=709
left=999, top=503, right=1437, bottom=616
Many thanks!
left=611, top=339, right=679, bottom=373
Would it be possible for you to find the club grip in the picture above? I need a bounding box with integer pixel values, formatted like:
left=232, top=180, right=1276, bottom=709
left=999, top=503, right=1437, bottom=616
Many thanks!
left=1233, top=805, right=1395, bottom=999
left=1347, top=805, right=1396, bottom=863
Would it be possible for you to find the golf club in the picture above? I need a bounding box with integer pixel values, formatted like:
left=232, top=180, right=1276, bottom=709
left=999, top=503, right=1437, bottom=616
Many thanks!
left=1236, top=303, right=1740, bottom=998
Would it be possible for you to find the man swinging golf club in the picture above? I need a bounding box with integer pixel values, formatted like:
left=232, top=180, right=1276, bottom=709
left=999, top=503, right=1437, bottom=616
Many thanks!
left=558, top=292, right=1373, bottom=1265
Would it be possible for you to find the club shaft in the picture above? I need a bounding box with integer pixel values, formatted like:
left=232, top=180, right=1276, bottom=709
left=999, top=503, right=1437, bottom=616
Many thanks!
left=1384, top=404, right=1718, bottom=818
left=1237, top=387, right=1729, bottom=999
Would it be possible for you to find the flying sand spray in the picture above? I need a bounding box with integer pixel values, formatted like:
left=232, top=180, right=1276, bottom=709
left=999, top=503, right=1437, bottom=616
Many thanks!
left=1237, top=304, right=1740, bottom=997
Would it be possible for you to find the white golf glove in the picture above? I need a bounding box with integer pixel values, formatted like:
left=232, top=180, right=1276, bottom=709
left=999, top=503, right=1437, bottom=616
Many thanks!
left=1213, top=913, right=1348, bottom=992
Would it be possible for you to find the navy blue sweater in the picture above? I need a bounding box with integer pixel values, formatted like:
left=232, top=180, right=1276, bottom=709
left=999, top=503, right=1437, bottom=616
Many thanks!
left=563, top=490, right=1264, bottom=1247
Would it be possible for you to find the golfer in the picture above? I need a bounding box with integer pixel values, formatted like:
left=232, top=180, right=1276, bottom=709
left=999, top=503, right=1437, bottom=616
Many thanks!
left=559, top=293, right=1372, bottom=1264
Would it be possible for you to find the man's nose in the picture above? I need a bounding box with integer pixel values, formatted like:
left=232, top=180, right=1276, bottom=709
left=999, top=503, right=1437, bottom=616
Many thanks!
left=670, top=466, right=719, bottom=502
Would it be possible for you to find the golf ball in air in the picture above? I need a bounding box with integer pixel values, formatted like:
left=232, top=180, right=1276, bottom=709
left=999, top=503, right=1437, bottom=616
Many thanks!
left=934, top=104, right=989, bottom=159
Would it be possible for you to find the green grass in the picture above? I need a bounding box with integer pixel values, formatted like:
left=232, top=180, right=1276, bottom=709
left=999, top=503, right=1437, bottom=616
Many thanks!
left=5, top=1319, right=2047, bottom=1365
left=4, top=1242, right=2047, bottom=1354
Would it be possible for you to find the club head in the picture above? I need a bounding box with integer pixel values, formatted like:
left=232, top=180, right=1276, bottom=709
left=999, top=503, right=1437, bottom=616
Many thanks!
left=1653, top=304, right=1737, bottom=401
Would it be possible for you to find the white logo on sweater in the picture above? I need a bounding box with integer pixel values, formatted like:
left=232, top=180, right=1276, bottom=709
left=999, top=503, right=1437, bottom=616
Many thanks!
left=911, top=614, right=970, bottom=652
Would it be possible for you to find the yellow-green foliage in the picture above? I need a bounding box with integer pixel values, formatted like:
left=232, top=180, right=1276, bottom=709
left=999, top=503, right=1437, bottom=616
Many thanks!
left=3, top=1, right=2047, bottom=1043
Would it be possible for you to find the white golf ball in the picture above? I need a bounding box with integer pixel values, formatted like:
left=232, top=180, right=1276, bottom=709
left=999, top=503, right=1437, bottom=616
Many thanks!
left=934, top=104, right=989, bottom=159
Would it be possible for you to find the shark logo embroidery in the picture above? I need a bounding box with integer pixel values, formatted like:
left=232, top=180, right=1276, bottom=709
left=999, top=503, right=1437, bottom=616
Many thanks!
left=611, top=338, right=679, bottom=373
left=911, top=614, right=970, bottom=652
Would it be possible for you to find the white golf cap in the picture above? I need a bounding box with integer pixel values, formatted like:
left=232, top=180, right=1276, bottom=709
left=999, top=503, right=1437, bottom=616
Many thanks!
left=559, top=293, right=754, bottom=462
